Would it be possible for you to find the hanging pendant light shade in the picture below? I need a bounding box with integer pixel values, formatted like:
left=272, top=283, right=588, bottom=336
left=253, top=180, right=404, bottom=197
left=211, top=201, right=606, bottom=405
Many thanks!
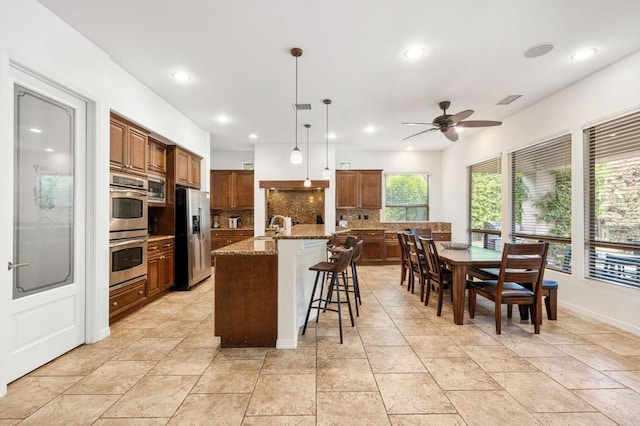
left=290, top=48, right=303, bottom=165
left=323, top=99, right=332, bottom=179
left=304, top=124, right=311, bottom=187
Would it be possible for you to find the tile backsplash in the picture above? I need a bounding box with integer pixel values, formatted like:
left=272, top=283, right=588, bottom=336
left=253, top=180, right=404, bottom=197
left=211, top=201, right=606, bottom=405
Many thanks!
left=267, top=189, right=326, bottom=225
left=211, top=209, right=254, bottom=229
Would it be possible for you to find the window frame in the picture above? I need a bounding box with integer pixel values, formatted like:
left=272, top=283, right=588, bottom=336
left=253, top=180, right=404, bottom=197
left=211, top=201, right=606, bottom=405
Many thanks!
left=468, top=156, right=502, bottom=249
left=383, top=172, right=429, bottom=222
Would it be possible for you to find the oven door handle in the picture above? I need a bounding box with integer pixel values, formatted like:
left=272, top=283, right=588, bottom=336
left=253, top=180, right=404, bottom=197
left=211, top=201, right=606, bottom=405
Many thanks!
left=109, top=238, right=148, bottom=248
left=109, top=188, right=149, bottom=197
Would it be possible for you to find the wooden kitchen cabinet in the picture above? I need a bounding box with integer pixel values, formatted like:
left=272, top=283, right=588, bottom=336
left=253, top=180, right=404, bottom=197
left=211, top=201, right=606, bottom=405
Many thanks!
left=359, top=229, right=385, bottom=264
left=211, top=229, right=254, bottom=252
left=147, top=137, right=167, bottom=175
left=175, top=147, right=201, bottom=188
left=336, top=170, right=382, bottom=209
left=384, top=232, right=402, bottom=262
left=110, top=115, right=148, bottom=176
left=210, top=170, right=254, bottom=210
left=147, top=238, right=174, bottom=299
left=109, top=278, right=146, bottom=323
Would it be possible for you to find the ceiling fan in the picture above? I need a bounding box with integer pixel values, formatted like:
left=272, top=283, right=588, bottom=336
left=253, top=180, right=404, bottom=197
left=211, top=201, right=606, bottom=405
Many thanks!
left=402, top=101, right=502, bottom=142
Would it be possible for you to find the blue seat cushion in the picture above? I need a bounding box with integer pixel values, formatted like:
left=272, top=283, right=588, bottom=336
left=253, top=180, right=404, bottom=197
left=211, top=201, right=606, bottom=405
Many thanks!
left=542, top=279, right=558, bottom=289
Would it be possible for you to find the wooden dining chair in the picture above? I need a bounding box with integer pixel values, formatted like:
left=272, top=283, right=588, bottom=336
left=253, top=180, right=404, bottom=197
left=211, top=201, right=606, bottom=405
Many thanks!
left=419, top=237, right=456, bottom=316
left=468, top=242, right=549, bottom=334
left=396, top=232, right=412, bottom=288
left=404, top=233, right=423, bottom=296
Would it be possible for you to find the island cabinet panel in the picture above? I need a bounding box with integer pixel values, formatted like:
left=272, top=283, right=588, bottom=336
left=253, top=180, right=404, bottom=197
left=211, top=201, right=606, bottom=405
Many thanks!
left=335, top=170, right=382, bottom=209
left=214, top=254, right=278, bottom=347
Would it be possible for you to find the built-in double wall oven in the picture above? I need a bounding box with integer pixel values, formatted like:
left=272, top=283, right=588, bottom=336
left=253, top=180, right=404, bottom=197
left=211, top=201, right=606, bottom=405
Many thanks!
left=109, top=172, right=148, bottom=289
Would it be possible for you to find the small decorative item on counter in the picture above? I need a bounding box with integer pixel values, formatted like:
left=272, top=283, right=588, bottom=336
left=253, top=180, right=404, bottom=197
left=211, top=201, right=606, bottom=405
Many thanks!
left=441, top=242, right=471, bottom=250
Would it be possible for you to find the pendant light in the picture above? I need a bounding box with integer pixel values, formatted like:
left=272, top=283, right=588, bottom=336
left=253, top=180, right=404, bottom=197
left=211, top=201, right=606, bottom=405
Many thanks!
left=304, top=124, right=311, bottom=187
left=322, top=99, right=332, bottom=179
left=290, top=48, right=303, bottom=165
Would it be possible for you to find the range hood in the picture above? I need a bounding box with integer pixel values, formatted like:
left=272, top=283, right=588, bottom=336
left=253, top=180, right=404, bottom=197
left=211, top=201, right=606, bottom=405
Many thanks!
left=259, top=180, right=330, bottom=190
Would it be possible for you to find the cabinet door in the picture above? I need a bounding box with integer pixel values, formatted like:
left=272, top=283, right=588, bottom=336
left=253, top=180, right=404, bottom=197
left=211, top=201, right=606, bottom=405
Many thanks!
left=148, top=140, right=166, bottom=174
left=176, top=149, right=190, bottom=186
left=160, top=251, right=174, bottom=291
left=127, top=126, right=148, bottom=176
left=190, top=156, right=201, bottom=188
left=359, top=170, right=382, bottom=209
left=211, top=171, right=233, bottom=209
left=336, top=171, right=359, bottom=209
left=234, top=171, right=254, bottom=209
left=147, top=256, right=161, bottom=297
left=109, top=118, right=126, bottom=170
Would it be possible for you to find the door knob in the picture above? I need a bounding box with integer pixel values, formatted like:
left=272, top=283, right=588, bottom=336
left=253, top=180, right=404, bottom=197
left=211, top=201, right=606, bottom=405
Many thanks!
left=8, top=262, right=30, bottom=270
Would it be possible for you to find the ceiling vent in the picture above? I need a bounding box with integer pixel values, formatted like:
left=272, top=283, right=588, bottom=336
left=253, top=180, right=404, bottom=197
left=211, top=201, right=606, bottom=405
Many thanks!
left=496, top=95, right=522, bottom=105
left=293, top=103, right=312, bottom=110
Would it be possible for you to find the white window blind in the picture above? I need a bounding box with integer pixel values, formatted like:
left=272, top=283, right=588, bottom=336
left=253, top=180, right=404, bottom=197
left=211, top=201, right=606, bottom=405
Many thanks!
left=585, top=110, right=640, bottom=288
left=468, top=157, right=502, bottom=249
left=510, top=134, right=572, bottom=272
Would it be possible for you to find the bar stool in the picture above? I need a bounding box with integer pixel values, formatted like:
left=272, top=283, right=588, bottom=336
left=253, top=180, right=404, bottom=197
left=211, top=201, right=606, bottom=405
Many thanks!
left=302, top=248, right=355, bottom=344
left=331, top=240, right=363, bottom=316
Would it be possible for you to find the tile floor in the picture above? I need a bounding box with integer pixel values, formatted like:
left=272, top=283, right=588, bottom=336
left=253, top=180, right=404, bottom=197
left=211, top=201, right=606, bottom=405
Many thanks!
left=2, top=265, right=640, bottom=425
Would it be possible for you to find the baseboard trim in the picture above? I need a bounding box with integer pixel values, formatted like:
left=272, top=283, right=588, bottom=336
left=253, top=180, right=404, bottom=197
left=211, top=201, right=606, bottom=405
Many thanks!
left=559, top=301, right=640, bottom=336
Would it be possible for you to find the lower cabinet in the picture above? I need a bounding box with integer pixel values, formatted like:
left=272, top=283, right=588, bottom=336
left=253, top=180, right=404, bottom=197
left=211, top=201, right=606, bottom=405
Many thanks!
left=147, top=238, right=175, bottom=299
left=109, top=278, right=146, bottom=323
left=384, top=232, right=402, bottom=262
left=211, top=230, right=254, bottom=251
left=360, top=229, right=386, bottom=264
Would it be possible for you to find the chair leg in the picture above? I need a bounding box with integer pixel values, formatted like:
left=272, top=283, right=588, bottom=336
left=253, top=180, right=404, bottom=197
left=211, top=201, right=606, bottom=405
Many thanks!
left=400, top=263, right=407, bottom=286
left=436, top=282, right=444, bottom=317
left=468, top=288, right=476, bottom=318
left=495, top=300, right=502, bottom=334
left=518, top=305, right=530, bottom=321
left=534, top=299, right=542, bottom=334
left=546, top=288, right=557, bottom=320
left=302, top=271, right=322, bottom=335
left=330, top=273, right=344, bottom=344
left=341, top=270, right=355, bottom=328
left=424, top=277, right=432, bottom=306
left=507, top=304, right=512, bottom=319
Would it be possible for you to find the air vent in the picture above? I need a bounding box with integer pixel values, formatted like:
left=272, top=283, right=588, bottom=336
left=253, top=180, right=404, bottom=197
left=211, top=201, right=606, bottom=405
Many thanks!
left=293, top=103, right=312, bottom=110
left=496, top=95, right=522, bottom=105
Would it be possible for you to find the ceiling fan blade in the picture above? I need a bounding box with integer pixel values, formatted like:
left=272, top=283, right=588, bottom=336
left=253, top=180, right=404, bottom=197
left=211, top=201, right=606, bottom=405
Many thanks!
left=448, top=109, right=474, bottom=123
left=457, top=120, right=502, bottom=128
left=402, top=128, right=438, bottom=141
left=402, top=122, right=435, bottom=126
left=443, top=128, right=459, bottom=142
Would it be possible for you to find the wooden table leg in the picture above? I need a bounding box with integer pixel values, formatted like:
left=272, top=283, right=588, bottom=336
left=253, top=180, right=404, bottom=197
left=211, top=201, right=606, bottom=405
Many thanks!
left=452, top=265, right=467, bottom=325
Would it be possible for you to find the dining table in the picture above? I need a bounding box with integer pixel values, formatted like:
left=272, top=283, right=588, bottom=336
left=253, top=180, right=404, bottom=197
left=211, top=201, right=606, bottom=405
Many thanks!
left=436, top=243, right=503, bottom=325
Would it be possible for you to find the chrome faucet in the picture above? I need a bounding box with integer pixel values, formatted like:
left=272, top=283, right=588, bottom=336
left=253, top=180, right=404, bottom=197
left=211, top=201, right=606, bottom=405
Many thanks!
left=269, top=215, right=287, bottom=228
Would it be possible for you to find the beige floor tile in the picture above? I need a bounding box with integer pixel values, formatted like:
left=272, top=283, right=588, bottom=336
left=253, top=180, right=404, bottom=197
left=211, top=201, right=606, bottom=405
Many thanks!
left=148, top=348, right=217, bottom=376
left=170, top=305, right=213, bottom=322
left=32, top=347, right=121, bottom=376
left=385, top=306, right=426, bottom=319
left=389, top=414, right=466, bottom=425
left=557, top=344, right=640, bottom=370
left=317, top=357, right=378, bottom=392
left=350, top=311, right=396, bottom=327
left=532, top=324, right=590, bottom=344
left=0, top=376, right=82, bottom=418
left=393, top=318, right=443, bottom=336
left=422, top=357, right=500, bottom=390
left=491, top=371, right=596, bottom=412
left=64, top=360, right=155, bottom=394
left=246, top=374, right=315, bottom=416
left=103, top=376, right=197, bottom=418
left=261, top=349, right=316, bottom=374
left=0, top=420, right=20, bottom=426
left=459, top=345, right=536, bottom=372
left=21, top=394, right=119, bottom=425
left=94, top=419, right=169, bottom=425
left=317, top=391, right=390, bottom=425
left=604, top=370, right=640, bottom=392
left=446, top=390, right=541, bottom=426
left=112, top=337, right=182, bottom=361
left=375, top=373, right=456, bottom=414
left=192, top=359, right=263, bottom=393
left=557, top=317, right=616, bottom=334
left=532, top=412, right=617, bottom=425
left=574, top=388, right=640, bottom=426
left=215, top=347, right=270, bottom=360
left=146, top=320, right=201, bottom=338
left=495, top=335, right=567, bottom=357
left=366, top=346, right=426, bottom=373
left=168, top=393, right=249, bottom=425
left=358, top=327, right=409, bottom=346
left=526, top=357, right=625, bottom=389
left=317, top=335, right=367, bottom=358
left=177, top=326, right=222, bottom=349
left=242, top=416, right=316, bottom=425
left=405, top=335, right=466, bottom=358
left=437, top=325, right=500, bottom=346
left=90, top=327, right=149, bottom=349
left=582, top=332, right=640, bottom=356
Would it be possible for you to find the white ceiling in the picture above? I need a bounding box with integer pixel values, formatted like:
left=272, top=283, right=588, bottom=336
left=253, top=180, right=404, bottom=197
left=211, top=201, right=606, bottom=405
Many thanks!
left=37, top=0, right=640, bottom=152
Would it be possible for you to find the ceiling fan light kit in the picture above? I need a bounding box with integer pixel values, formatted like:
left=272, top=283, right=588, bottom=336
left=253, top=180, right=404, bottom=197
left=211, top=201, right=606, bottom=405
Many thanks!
left=402, top=100, right=502, bottom=142
left=290, top=47, right=304, bottom=164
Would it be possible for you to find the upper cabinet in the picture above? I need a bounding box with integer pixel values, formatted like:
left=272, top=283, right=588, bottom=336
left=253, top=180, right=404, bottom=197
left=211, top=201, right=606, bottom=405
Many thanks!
left=336, top=169, right=382, bottom=209
left=147, top=138, right=167, bottom=175
left=110, top=115, right=148, bottom=177
left=211, top=170, right=254, bottom=210
left=174, top=147, right=201, bottom=189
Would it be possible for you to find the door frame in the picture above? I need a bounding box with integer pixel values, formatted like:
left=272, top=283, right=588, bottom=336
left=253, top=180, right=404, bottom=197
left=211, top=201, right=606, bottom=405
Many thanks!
left=0, top=54, right=103, bottom=397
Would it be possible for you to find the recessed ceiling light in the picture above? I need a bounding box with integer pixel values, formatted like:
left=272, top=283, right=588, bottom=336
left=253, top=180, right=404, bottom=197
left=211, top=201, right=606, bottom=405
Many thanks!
left=523, top=43, right=554, bottom=58
left=45, top=148, right=54, bottom=152
left=328, top=133, right=336, bottom=140
left=364, top=126, right=376, bottom=134
left=571, top=48, right=597, bottom=61
left=217, top=115, right=229, bottom=123
left=249, top=133, right=258, bottom=139
left=406, top=146, right=413, bottom=151
left=403, top=46, right=425, bottom=59
left=29, top=128, right=42, bottom=133
left=171, top=71, right=191, bottom=82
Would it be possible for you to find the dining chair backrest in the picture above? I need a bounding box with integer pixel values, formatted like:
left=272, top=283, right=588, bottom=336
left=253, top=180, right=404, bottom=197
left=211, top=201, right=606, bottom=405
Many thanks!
left=405, top=233, right=420, bottom=262
left=408, top=228, right=433, bottom=240
left=498, top=242, right=549, bottom=294
left=420, top=237, right=442, bottom=279
left=397, top=231, right=410, bottom=261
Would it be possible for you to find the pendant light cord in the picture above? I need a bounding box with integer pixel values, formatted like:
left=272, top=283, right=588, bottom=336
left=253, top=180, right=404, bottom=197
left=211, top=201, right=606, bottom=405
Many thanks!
left=325, top=101, right=329, bottom=167
left=295, top=56, right=298, bottom=150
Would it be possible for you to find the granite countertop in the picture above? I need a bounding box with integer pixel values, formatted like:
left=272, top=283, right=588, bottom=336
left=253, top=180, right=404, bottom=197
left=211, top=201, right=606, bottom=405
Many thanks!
left=148, top=235, right=174, bottom=242
left=211, top=228, right=254, bottom=232
left=212, top=237, right=277, bottom=256
left=264, top=224, right=334, bottom=240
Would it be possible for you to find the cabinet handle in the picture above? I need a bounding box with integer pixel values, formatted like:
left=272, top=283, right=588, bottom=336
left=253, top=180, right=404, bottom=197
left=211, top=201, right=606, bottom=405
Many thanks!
left=162, top=243, right=172, bottom=248
left=112, top=301, right=118, bottom=306
left=149, top=245, right=160, bottom=251
left=138, top=290, right=144, bottom=295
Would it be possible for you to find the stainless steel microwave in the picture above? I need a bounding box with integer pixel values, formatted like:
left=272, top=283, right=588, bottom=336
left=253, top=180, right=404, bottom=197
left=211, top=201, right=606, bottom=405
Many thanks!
left=148, top=176, right=166, bottom=204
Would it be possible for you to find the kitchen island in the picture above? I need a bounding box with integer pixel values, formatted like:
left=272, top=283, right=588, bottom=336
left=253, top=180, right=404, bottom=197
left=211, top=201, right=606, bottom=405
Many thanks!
left=212, top=225, right=334, bottom=348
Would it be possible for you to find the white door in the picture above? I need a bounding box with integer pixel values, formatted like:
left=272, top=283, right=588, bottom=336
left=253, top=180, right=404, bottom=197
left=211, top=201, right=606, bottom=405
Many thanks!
left=2, top=66, right=86, bottom=384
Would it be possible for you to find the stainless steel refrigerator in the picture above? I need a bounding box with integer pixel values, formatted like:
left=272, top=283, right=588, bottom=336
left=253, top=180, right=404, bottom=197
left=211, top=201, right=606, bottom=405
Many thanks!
left=175, top=187, right=211, bottom=290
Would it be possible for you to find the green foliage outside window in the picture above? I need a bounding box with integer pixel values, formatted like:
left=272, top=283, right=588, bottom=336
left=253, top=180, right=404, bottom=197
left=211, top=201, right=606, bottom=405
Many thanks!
left=470, top=172, right=501, bottom=229
left=384, top=174, right=428, bottom=221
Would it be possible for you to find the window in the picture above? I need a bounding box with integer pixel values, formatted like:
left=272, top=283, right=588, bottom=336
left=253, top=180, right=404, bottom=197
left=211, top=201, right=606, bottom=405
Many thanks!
left=510, top=134, right=572, bottom=272
left=586, top=110, right=640, bottom=288
left=468, top=157, right=502, bottom=249
left=384, top=173, right=429, bottom=221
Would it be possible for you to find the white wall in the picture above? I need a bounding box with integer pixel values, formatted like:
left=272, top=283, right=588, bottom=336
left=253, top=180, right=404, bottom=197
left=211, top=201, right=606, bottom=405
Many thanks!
left=210, top=150, right=254, bottom=170
left=0, top=0, right=209, bottom=395
left=441, top=51, right=640, bottom=334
